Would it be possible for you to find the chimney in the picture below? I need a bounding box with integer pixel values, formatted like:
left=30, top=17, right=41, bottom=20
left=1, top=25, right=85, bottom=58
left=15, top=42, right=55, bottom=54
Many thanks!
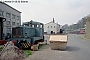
left=53, top=18, right=55, bottom=23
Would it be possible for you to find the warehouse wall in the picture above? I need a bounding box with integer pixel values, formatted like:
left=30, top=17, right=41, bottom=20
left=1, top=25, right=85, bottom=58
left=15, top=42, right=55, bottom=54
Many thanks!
left=85, top=18, right=90, bottom=38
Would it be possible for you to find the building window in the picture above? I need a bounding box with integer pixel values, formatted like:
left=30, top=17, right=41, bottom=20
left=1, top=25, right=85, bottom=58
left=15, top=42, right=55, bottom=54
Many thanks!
left=12, top=14, right=15, bottom=19
left=17, top=23, right=19, bottom=26
left=51, top=26, right=52, bottom=28
left=48, top=26, right=49, bottom=28
left=54, top=26, right=55, bottom=28
left=17, top=16, right=20, bottom=20
left=6, top=13, right=11, bottom=18
left=0, top=10, right=3, bottom=16
left=7, top=28, right=11, bottom=33
left=7, top=21, right=10, bottom=25
left=12, top=22, right=15, bottom=26
left=59, top=25, right=60, bottom=28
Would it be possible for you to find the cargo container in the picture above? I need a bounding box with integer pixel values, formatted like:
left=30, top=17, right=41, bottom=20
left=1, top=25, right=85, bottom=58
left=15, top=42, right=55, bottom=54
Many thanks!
left=49, top=35, right=68, bottom=50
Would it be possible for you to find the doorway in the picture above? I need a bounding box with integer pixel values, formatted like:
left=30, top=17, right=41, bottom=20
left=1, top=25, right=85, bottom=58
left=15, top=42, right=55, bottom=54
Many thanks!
left=51, top=31, right=53, bottom=34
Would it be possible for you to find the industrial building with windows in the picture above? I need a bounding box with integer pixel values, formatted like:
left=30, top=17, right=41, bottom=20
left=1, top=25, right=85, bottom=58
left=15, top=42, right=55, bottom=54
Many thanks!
left=0, top=2, right=21, bottom=37
left=44, top=18, right=60, bottom=34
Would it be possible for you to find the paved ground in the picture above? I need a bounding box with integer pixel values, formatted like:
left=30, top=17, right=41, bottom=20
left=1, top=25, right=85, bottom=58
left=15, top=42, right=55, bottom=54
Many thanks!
left=28, top=34, right=90, bottom=60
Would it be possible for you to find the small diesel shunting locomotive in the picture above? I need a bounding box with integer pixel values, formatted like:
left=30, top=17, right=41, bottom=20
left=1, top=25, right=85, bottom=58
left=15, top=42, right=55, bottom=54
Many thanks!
left=0, top=20, right=44, bottom=50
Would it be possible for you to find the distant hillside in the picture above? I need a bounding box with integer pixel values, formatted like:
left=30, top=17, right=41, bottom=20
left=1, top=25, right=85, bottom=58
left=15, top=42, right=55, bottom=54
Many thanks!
left=61, top=14, right=90, bottom=31
left=61, top=24, right=68, bottom=30
left=68, top=15, right=90, bottom=30
left=68, top=19, right=86, bottom=30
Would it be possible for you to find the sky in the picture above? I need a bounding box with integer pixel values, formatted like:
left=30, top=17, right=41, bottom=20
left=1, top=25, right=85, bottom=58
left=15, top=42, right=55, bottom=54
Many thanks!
left=3, top=0, right=90, bottom=25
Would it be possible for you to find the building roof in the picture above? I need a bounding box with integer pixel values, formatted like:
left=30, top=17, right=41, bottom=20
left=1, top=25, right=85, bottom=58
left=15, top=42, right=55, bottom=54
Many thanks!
left=45, top=21, right=60, bottom=26
left=45, top=18, right=60, bottom=25
left=0, top=2, right=21, bottom=13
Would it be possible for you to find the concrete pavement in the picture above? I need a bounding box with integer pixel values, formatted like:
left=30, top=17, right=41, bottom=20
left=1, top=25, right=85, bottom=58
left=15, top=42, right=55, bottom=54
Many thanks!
left=28, top=34, right=90, bottom=60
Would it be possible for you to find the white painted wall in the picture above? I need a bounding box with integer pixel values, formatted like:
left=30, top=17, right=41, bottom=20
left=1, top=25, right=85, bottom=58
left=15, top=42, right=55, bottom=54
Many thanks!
left=44, top=22, right=60, bottom=34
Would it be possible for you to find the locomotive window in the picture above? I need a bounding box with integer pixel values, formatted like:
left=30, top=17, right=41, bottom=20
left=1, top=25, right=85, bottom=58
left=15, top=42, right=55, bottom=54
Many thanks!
left=37, top=25, right=39, bottom=27
left=40, top=25, right=42, bottom=28
left=32, top=25, right=34, bottom=27
left=23, top=25, right=25, bottom=26
left=24, top=24, right=28, bottom=26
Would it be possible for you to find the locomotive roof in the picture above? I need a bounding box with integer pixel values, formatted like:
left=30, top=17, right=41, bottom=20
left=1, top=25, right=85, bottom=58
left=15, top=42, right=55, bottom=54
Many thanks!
left=23, top=20, right=43, bottom=25
left=12, top=26, right=32, bottom=28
